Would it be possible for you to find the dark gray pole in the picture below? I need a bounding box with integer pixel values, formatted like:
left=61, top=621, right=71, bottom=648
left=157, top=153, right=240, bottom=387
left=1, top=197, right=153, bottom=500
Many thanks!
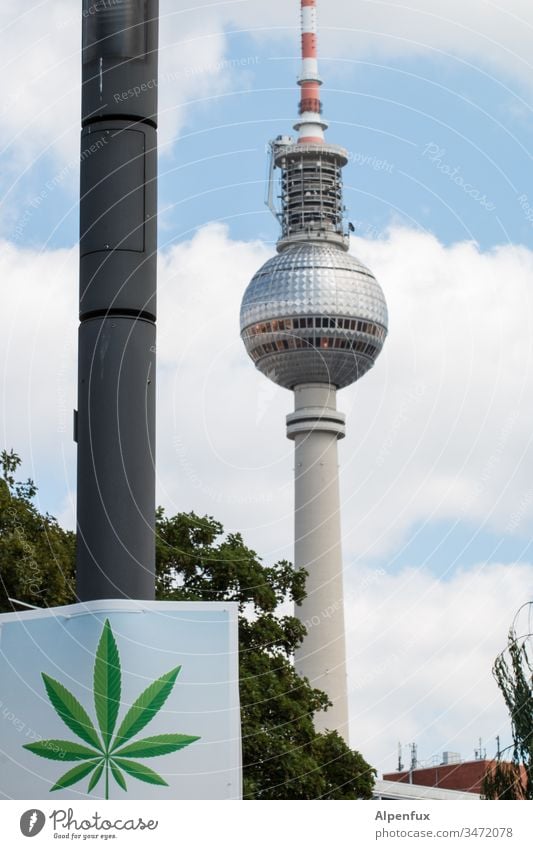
left=76, top=0, right=158, bottom=601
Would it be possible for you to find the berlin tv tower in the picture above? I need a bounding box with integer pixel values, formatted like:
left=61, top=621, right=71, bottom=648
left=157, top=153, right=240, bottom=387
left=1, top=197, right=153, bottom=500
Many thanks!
left=240, top=0, right=388, bottom=741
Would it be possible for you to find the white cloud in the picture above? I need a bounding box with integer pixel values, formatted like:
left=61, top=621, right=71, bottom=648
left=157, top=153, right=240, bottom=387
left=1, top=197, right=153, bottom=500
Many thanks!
left=156, top=223, right=291, bottom=555
left=346, top=561, right=533, bottom=774
left=341, top=228, right=533, bottom=562
left=2, top=222, right=533, bottom=774
left=228, top=0, right=533, bottom=92
left=2, top=223, right=533, bottom=561
left=2, top=0, right=532, bottom=180
left=0, top=240, right=77, bottom=519
left=0, top=1, right=247, bottom=173
left=158, top=222, right=533, bottom=567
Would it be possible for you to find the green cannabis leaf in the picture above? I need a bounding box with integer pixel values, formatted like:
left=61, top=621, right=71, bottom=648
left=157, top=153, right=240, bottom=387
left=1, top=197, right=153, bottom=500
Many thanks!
left=23, top=619, right=200, bottom=798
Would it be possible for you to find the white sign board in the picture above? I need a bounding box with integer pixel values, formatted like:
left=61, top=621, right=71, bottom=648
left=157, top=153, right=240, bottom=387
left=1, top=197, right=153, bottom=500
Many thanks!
left=0, top=600, right=241, bottom=800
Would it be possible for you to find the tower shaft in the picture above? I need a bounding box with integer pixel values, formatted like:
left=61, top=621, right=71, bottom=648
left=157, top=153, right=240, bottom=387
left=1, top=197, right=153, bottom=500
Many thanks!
left=287, top=384, right=349, bottom=741
left=76, top=1, right=159, bottom=601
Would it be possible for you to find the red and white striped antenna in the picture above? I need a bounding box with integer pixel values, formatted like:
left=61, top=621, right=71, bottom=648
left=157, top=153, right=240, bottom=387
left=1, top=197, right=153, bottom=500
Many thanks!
left=294, top=0, right=328, bottom=143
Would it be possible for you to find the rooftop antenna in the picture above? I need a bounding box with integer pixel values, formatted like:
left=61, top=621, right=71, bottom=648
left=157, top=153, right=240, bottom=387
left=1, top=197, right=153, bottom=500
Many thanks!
left=408, top=742, right=418, bottom=784
left=475, top=738, right=487, bottom=760
left=398, top=742, right=404, bottom=772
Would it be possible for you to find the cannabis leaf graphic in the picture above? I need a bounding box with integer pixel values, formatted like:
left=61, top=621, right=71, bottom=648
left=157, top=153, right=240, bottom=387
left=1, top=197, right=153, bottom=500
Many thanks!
left=23, top=620, right=200, bottom=798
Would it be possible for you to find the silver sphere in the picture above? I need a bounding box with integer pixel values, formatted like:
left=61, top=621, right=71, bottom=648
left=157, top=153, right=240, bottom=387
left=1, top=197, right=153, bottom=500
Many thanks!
left=240, top=242, right=388, bottom=389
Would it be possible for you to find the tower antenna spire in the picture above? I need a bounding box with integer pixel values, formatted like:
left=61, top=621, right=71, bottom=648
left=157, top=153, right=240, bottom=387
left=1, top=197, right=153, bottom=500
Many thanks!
left=295, top=0, right=328, bottom=143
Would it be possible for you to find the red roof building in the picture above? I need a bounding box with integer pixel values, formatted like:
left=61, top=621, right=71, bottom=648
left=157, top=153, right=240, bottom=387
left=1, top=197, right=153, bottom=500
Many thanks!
left=383, top=756, right=527, bottom=797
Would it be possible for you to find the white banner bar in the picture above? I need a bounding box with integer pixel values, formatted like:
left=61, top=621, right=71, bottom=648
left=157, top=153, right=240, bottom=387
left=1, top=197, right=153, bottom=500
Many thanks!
left=1, top=800, right=531, bottom=848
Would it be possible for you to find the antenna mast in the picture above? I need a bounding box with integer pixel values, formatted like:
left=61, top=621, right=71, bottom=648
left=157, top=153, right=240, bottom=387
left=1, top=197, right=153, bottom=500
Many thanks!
left=295, top=0, right=327, bottom=143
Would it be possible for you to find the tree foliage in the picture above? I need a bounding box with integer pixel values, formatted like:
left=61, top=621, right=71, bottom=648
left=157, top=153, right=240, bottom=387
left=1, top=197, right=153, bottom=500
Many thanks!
left=481, top=761, right=526, bottom=801
left=0, top=450, right=75, bottom=612
left=156, top=508, right=375, bottom=799
left=0, top=451, right=376, bottom=799
left=482, top=606, right=533, bottom=800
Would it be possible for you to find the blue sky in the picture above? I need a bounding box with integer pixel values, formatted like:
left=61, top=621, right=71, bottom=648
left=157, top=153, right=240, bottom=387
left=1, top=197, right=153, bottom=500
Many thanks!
left=2, top=0, right=533, bottom=779
left=6, top=23, right=533, bottom=253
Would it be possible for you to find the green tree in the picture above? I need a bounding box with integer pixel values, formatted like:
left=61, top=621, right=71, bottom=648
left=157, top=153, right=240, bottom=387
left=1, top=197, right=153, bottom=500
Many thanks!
left=0, top=450, right=376, bottom=799
left=481, top=761, right=526, bottom=800
left=482, top=605, right=533, bottom=800
left=156, top=508, right=375, bottom=799
left=0, top=450, right=75, bottom=612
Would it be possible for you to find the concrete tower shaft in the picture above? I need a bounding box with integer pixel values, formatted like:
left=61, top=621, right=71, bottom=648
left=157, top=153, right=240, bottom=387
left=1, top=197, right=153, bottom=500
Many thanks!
left=287, top=384, right=349, bottom=736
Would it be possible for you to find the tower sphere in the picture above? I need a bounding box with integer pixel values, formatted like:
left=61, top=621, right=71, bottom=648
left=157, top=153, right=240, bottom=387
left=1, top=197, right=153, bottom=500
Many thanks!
left=240, top=242, right=388, bottom=390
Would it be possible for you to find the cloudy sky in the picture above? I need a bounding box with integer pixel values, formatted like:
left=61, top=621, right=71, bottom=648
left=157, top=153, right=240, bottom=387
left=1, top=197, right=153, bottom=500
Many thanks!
left=1, top=0, right=533, bottom=780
